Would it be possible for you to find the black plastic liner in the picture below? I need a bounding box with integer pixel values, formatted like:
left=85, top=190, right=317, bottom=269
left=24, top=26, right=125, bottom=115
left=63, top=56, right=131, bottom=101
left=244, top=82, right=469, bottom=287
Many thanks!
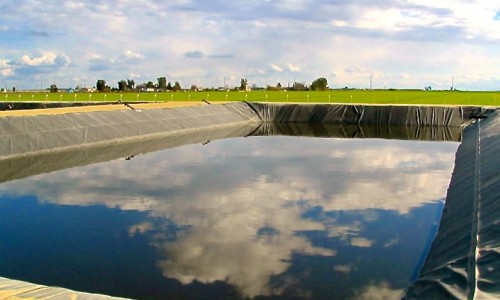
left=0, top=102, right=259, bottom=158
left=405, top=110, right=500, bottom=299
left=0, top=102, right=480, bottom=159
left=247, top=102, right=487, bottom=126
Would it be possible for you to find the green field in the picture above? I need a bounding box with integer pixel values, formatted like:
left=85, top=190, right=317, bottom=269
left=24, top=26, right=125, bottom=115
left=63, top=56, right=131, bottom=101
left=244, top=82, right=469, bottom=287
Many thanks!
left=1, top=90, right=499, bottom=106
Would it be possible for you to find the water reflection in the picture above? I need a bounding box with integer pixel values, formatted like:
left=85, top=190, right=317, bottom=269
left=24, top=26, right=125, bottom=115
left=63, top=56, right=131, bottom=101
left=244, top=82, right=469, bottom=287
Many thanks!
left=0, top=134, right=458, bottom=299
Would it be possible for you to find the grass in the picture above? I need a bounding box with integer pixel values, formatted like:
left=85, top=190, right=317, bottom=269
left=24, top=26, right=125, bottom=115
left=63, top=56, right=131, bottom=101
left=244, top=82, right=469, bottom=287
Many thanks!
left=1, top=90, right=499, bottom=106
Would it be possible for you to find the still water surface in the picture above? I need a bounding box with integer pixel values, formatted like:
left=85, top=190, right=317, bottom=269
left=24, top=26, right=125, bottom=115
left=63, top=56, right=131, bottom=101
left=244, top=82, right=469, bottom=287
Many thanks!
left=0, top=135, right=459, bottom=299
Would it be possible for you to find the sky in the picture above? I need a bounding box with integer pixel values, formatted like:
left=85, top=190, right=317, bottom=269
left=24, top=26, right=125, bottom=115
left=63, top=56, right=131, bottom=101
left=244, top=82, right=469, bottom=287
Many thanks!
left=1, top=0, right=499, bottom=91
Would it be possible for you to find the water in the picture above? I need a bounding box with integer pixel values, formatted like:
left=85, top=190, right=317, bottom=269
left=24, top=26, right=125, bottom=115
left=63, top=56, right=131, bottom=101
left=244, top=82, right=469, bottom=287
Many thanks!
left=0, top=134, right=459, bottom=299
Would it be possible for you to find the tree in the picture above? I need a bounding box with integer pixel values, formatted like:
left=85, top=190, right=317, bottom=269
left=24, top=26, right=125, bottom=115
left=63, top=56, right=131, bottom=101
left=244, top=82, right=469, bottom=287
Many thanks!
left=126, top=79, right=135, bottom=90
left=146, top=81, right=155, bottom=89
left=157, top=77, right=167, bottom=90
left=118, top=80, right=128, bottom=91
left=173, top=81, right=181, bottom=92
left=166, top=82, right=173, bottom=91
left=96, top=80, right=106, bottom=92
left=266, top=84, right=282, bottom=91
left=240, top=78, right=248, bottom=91
left=190, top=84, right=198, bottom=91
left=310, top=77, right=328, bottom=91
left=50, top=84, right=58, bottom=93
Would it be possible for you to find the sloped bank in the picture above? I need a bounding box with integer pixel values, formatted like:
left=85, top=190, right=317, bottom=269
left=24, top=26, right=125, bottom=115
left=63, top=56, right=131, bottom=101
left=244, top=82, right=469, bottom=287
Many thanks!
left=0, top=102, right=259, bottom=158
left=246, top=102, right=485, bottom=126
left=0, top=102, right=485, bottom=159
left=405, top=109, right=500, bottom=299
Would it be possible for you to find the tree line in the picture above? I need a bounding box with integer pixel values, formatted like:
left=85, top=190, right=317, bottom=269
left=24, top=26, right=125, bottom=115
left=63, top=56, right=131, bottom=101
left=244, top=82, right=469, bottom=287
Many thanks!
left=47, top=77, right=330, bottom=93
left=265, top=78, right=328, bottom=91
left=96, top=77, right=183, bottom=92
left=241, top=77, right=329, bottom=92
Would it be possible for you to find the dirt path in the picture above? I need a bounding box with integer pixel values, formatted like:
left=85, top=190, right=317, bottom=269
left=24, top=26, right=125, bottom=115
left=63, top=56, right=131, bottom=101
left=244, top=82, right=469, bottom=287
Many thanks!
left=0, top=102, right=205, bottom=118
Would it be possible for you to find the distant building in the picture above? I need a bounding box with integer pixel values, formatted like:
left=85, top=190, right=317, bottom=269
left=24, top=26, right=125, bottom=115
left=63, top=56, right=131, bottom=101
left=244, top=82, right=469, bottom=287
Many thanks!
left=138, top=87, right=156, bottom=92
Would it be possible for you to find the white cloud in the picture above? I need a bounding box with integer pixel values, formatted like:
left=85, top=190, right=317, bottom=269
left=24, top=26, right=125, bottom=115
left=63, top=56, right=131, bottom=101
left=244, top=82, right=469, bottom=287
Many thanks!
left=20, top=52, right=57, bottom=66
left=1, top=69, right=13, bottom=77
left=287, top=63, right=301, bottom=72
left=0, top=59, right=13, bottom=76
left=86, top=53, right=103, bottom=61
left=1, top=52, right=71, bottom=78
left=95, top=3, right=110, bottom=11
left=121, top=50, right=145, bottom=60
left=270, top=64, right=283, bottom=72
left=64, top=1, right=86, bottom=10
left=127, top=73, right=141, bottom=79
left=18, top=52, right=70, bottom=67
left=354, top=5, right=458, bottom=32
left=406, top=0, right=500, bottom=40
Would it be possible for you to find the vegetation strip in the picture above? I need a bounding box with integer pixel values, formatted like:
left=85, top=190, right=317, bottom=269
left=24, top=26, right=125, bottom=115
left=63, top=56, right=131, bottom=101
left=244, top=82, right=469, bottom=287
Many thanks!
left=1, top=90, right=499, bottom=107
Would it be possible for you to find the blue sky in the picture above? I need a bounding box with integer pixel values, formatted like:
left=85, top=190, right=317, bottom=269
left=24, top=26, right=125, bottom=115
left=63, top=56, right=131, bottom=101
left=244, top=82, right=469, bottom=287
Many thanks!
left=1, top=0, right=499, bottom=90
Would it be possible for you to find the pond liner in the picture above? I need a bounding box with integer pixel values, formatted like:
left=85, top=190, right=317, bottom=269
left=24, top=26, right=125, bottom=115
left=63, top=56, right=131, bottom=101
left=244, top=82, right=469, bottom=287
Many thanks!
left=0, top=102, right=259, bottom=159
left=405, top=110, right=500, bottom=299
left=246, top=102, right=486, bottom=126
left=0, top=102, right=481, bottom=159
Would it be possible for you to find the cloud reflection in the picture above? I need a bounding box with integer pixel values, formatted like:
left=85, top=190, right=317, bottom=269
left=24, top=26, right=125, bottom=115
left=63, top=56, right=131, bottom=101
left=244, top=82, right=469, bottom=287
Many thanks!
left=350, top=237, right=374, bottom=248
left=0, top=136, right=458, bottom=297
left=353, top=282, right=404, bottom=300
left=155, top=223, right=334, bottom=297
